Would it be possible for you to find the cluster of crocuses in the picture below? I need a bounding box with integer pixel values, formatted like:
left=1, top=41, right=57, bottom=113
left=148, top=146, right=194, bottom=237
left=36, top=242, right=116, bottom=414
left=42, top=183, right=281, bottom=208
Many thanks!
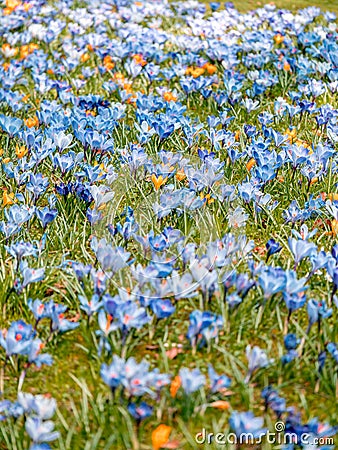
left=0, top=393, right=59, bottom=450
left=0, top=0, right=337, bottom=447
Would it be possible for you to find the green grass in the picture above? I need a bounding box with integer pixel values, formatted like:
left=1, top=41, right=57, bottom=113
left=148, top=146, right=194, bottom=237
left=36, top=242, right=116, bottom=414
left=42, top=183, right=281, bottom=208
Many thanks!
left=221, top=0, right=338, bottom=14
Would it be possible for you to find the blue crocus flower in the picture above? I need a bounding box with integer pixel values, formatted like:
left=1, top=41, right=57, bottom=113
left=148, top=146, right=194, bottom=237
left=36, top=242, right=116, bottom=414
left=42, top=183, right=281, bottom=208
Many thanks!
left=281, top=350, right=299, bottom=365
left=100, top=355, right=125, bottom=391
left=245, top=345, right=273, bottom=382
left=292, top=224, right=317, bottom=241
left=222, top=270, right=237, bottom=292
left=305, top=418, right=338, bottom=448
left=36, top=207, right=58, bottom=229
left=318, top=351, right=327, bottom=373
left=27, top=339, right=53, bottom=368
left=284, top=333, right=300, bottom=350
left=149, top=233, right=168, bottom=252
left=93, top=239, right=131, bottom=273
left=261, top=387, right=287, bottom=417
left=309, top=250, right=329, bottom=275
left=5, top=241, right=37, bottom=262
left=283, top=270, right=308, bottom=318
left=15, top=261, right=45, bottom=292
left=0, top=400, right=24, bottom=420
left=25, top=417, right=59, bottom=444
left=0, top=320, right=35, bottom=357
left=150, top=299, right=175, bottom=319
left=26, top=173, right=49, bottom=201
left=78, top=294, right=103, bottom=317
left=187, top=310, right=223, bottom=348
left=283, top=293, right=307, bottom=314
left=127, top=402, right=153, bottom=421
left=236, top=273, right=255, bottom=299
left=30, top=444, right=51, bottom=450
left=70, top=262, right=92, bottom=281
left=307, top=299, right=332, bottom=333
left=327, top=343, right=338, bottom=364
left=86, top=207, right=102, bottom=225
left=6, top=204, right=34, bottom=226
left=0, top=115, right=23, bottom=136
left=208, top=364, right=231, bottom=393
left=18, top=393, right=57, bottom=420
left=258, top=267, right=286, bottom=300
left=331, top=244, right=338, bottom=262
left=210, top=2, right=220, bottom=11
left=115, top=301, right=151, bottom=331
left=124, top=357, right=169, bottom=397
left=226, top=293, right=242, bottom=308
left=51, top=308, right=79, bottom=334
left=28, top=299, right=64, bottom=323
left=288, top=237, right=317, bottom=268
left=53, top=131, right=73, bottom=151
left=179, top=368, right=206, bottom=394
left=229, top=411, right=267, bottom=439
left=266, top=238, right=282, bottom=261
left=102, top=294, right=124, bottom=316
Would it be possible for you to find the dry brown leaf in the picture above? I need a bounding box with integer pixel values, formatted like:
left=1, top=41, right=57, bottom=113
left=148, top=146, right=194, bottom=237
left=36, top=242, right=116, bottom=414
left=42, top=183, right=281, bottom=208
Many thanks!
left=146, top=345, right=159, bottom=350
left=162, top=439, right=181, bottom=449
left=166, top=348, right=183, bottom=360
left=209, top=400, right=230, bottom=410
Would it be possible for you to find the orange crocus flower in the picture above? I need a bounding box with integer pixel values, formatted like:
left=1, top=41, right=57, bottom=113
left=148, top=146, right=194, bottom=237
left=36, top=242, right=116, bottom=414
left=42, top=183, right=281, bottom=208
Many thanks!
left=15, top=145, right=28, bottom=158
left=274, top=33, right=284, bottom=44
left=163, top=91, right=177, bottom=102
left=151, top=174, right=167, bottom=191
left=246, top=158, right=256, bottom=171
left=175, top=169, right=186, bottom=181
left=170, top=375, right=181, bottom=398
left=24, top=116, right=39, bottom=128
left=3, top=190, right=15, bottom=207
left=152, top=424, right=172, bottom=450
left=80, top=53, right=90, bottom=63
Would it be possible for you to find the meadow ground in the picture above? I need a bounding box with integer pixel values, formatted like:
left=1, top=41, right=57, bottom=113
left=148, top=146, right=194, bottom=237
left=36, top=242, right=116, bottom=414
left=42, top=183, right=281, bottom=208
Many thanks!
left=232, top=0, right=338, bottom=14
